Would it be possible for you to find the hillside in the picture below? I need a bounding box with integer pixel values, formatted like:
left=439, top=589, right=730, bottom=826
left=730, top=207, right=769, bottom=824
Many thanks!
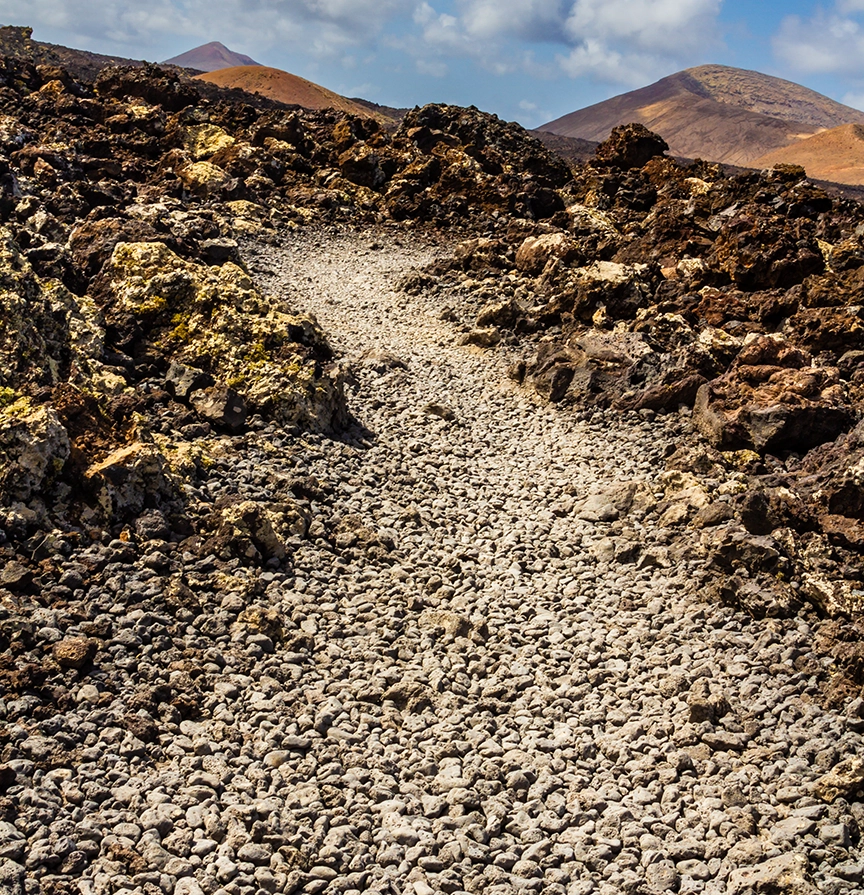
left=163, top=41, right=261, bottom=72
left=754, top=123, right=864, bottom=186
left=194, top=65, right=386, bottom=120
left=0, top=24, right=147, bottom=81
left=540, top=64, right=864, bottom=167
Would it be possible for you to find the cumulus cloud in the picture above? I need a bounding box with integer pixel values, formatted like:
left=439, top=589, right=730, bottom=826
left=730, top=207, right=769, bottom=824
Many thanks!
left=411, top=0, right=722, bottom=87
left=564, top=0, right=720, bottom=55
left=773, top=4, right=864, bottom=76
left=0, top=0, right=414, bottom=58
left=0, top=0, right=725, bottom=100
left=556, top=0, right=721, bottom=85
left=459, top=0, right=566, bottom=42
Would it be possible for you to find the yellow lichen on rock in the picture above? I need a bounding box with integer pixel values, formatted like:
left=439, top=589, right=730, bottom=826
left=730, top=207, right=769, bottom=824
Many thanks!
left=0, top=404, right=71, bottom=503
left=104, top=241, right=346, bottom=432
left=182, top=123, right=235, bottom=160
left=178, top=160, right=232, bottom=194
left=84, top=441, right=177, bottom=519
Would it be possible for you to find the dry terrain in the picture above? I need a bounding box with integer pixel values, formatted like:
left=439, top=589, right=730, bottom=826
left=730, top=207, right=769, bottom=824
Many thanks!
left=540, top=65, right=864, bottom=168
left=194, top=66, right=382, bottom=120
left=754, top=124, right=864, bottom=186
left=3, top=27, right=864, bottom=895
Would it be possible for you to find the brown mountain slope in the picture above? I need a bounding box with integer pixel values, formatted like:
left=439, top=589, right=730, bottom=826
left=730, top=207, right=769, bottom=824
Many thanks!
left=164, top=41, right=261, bottom=72
left=540, top=65, right=864, bottom=166
left=754, top=123, right=864, bottom=186
left=194, top=66, right=383, bottom=120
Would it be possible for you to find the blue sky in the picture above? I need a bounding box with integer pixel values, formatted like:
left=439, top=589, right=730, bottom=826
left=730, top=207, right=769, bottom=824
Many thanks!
left=3, top=1, right=864, bottom=126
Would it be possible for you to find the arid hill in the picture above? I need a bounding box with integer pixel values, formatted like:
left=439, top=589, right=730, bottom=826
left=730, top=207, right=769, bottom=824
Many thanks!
left=540, top=64, right=864, bottom=167
left=754, top=123, right=864, bottom=186
left=194, top=65, right=388, bottom=121
left=163, top=41, right=261, bottom=72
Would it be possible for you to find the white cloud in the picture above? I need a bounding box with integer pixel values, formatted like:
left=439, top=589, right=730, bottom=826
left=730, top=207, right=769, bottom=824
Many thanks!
left=0, top=0, right=725, bottom=103
left=0, top=0, right=415, bottom=58
left=557, top=38, right=656, bottom=85
left=459, top=0, right=566, bottom=42
left=555, top=0, right=722, bottom=87
left=564, top=0, right=720, bottom=54
left=406, top=0, right=723, bottom=89
left=773, top=4, right=864, bottom=76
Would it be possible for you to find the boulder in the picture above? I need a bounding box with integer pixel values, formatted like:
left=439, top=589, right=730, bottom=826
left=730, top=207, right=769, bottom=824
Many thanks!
left=338, top=143, right=386, bottom=190
left=101, top=241, right=348, bottom=433
left=180, top=123, right=235, bottom=160
left=178, top=161, right=234, bottom=196
left=476, top=298, right=523, bottom=329
left=592, top=123, right=669, bottom=170
left=710, top=215, right=824, bottom=290
left=53, top=637, right=96, bottom=669
left=69, top=217, right=165, bottom=280
left=693, top=337, right=854, bottom=453
left=532, top=343, right=584, bottom=403
left=728, top=854, right=816, bottom=895
left=544, top=260, right=656, bottom=323
left=450, top=237, right=508, bottom=272
left=84, top=441, right=177, bottom=520
left=205, top=499, right=308, bottom=564
left=94, top=63, right=198, bottom=112
left=811, top=756, right=864, bottom=802
left=515, top=233, right=580, bottom=274
left=165, top=362, right=214, bottom=401
left=190, top=385, right=247, bottom=433
left=460, top=328, right=501, bottom=348
left=0, top=402, right=70, bottom=504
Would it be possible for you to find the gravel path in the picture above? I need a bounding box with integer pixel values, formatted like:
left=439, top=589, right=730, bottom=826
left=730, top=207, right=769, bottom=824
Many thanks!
left=7, top=227, right=864, bottom=895
left=241, top=228, right=864, bottom=895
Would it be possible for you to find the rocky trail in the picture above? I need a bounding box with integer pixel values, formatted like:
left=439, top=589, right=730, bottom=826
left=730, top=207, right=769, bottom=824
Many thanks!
left=184, top=226, right=863, bottom=895
left=1, top=31, right=864, bottom=892
left=7, top=227, right=864, bottom=895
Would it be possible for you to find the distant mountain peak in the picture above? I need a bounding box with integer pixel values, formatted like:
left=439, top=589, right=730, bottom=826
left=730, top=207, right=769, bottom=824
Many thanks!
left=163, top=41, right=262, bottom=73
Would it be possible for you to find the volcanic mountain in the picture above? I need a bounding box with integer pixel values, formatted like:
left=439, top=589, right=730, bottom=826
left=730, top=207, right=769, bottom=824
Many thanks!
left=164, top=41, right=261, bottom=72
left=194, top=65, right=388, bottom=120
left=539, top=64, right=864, bottom=167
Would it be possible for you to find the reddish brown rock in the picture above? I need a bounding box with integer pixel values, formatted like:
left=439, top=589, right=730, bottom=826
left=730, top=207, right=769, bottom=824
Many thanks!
left=693, top=337, right=854, bottom=452
left=52, top=636, right=96, bottom=668
left=592, top=123, right=669, bottom=170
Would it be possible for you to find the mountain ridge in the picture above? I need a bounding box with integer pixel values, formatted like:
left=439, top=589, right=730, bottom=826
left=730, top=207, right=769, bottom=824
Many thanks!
left=194, top=65, right=393, bottom=122
left=540, top=64, right=864, bottom=167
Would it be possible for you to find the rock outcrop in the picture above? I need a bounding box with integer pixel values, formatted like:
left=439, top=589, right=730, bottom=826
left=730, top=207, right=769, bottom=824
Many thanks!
left=411, top=122, right=864, bottom=638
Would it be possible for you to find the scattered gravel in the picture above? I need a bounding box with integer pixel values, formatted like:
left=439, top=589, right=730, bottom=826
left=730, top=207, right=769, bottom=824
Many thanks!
left=4, top=226, right=863, bottom=895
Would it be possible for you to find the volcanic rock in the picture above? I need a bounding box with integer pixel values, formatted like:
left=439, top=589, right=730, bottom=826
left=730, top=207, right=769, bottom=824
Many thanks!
left=84, top=441, right=177, bottom=520
left=592, top=122, right=669, bottom=170
left=52, top=636, right=96, bottom=668
left=190, top=385, right=247, bottom=433
left=0, top=404, right=71, bottom=504
left=693, top=337, right=854, bottom=452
